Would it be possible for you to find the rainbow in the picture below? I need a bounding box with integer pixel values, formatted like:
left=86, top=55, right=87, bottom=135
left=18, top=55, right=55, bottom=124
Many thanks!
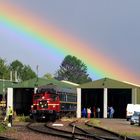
left=0, top=3, right=139, bottom=83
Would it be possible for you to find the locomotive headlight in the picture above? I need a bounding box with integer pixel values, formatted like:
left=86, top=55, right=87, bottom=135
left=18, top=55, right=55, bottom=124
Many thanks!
left=31, top=105, right=33, bottom=108
left=42, top=96, right=45, bottom=99
left=41, top=105, right=44, bottom=108
left=53, top=105, right=56, bottom=108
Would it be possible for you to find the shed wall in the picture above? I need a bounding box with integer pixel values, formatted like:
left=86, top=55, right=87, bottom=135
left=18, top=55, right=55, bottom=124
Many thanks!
left=137, top=88, right=140, bottom=103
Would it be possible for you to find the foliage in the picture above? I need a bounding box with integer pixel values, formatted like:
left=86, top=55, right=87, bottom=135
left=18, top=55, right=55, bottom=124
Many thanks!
left=55, top=55, right=92, bottom=84
left=0, top=58, right=36, bottom=81
left=21, top=65, right=37, bottom=81
left=9, top=60, right=24, bottom=71
left=14, top=115, right=31, bottom=122
left=0, top=56, right=92, bottom=83
left=0, top=124, right=6, bottom=133
left=0, top=58, right=10, bottom=80
left=43, top=73, right=53, bottom=79
left=9, top=60, right=37, bottom=81
left=9, top=60, right=24, bottom=81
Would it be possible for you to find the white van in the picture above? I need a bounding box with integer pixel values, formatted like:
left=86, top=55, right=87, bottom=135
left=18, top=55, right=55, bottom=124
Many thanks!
left=126, top=104, right=140, bottom=121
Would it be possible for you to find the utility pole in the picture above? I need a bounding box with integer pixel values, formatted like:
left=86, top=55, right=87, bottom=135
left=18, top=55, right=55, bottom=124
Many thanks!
left=35, top=65, right=39, bottom=88
left=2, top=76, right=6, bottom=101
left=2, top=76, right=5, bottom=93
left=10, top=71, right=12, bottom=81
left=36, top=65, right=39, bottom=78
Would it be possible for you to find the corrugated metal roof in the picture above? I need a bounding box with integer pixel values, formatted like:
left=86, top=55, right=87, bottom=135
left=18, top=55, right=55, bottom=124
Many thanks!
left=61, top=80, right=79, bottom=86
left=0, top=80, right=16, bottom=94
left=2, top=77, right=138, bottom=91
left=13, top=78, right=78, bottom=89
left=79, top=77, right=140, bottom=89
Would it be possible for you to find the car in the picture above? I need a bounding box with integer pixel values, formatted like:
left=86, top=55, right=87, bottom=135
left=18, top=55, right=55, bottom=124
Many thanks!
left=126, top=104, right=140, bottom=121
left=130, top=111, right=140, bottom=125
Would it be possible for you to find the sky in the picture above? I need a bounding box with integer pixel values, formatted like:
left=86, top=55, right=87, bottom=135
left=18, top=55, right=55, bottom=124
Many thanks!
left=1, top=0, right=140, bottom=84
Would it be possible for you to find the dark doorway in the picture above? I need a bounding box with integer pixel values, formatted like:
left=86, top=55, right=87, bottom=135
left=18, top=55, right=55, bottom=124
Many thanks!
left=108, top=89, right=131, bottom=118
left=13, top=88, right=34, bottom=115
left=0, top=95, right=3, bottom=101
left=81, top=89, right=103, bottom=118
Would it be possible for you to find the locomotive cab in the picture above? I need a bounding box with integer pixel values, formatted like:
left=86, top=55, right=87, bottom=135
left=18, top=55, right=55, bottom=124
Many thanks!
left=30, top=86, right=60, bottom=121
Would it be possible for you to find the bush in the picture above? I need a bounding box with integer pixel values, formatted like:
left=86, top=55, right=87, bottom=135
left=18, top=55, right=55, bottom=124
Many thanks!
left=14, top=116, right=31, bottom=122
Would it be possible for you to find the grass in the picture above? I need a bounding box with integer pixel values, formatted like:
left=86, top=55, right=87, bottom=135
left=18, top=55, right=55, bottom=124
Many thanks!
left=0, top=123, right=6, bottom=133
left=120, top=131, right=140, bottom=137
left=61, top=117, right=78, bottom=122
left=14, top=115, right=31, bottom=122
left=88, top=118, right=101, bottom=126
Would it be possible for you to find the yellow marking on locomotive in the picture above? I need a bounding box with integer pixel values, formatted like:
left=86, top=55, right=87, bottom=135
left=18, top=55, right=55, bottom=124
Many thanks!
left=33, top=104, right=39, bottom=105
left=48, top=104, right=59, bottom=106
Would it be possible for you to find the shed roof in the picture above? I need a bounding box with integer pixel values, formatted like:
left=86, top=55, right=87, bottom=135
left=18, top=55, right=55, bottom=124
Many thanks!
left=0, top=80, right=17, bottom=94
left=79, top=77, right=140, bottom=89
left=13, top=78, right=78, bottom=89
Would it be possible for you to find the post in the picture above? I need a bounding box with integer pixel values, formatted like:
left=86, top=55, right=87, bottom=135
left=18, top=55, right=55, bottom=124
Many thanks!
left=72, top=125, right=75, bottom=139
left=77, top=88, right=81, bottom=118
left=132, top=88, right=137, bottom=104
left=7, top=88, right=13, bottom=109
left=139, top=114, right=140, bottom=126
left=103, top=88, right=108, bottom=118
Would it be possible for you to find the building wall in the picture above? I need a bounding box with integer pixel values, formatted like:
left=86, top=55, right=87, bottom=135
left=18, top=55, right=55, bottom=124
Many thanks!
left=137, top=88, right=140, bottom=104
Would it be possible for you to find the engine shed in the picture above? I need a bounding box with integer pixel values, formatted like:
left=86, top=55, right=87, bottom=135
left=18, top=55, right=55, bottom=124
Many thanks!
left=77, top=78, right=140, bottom=118
left=6, top=78, right=78, bottom=116
left=4, top=77, right=140, bottom=119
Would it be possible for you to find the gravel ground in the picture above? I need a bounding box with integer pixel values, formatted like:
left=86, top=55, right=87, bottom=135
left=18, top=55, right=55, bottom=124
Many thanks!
left=1, top=122, right=66, bottom=140
left=1, top=119, right=140, bottom=140
left=91, top=118, right=140, bottom=140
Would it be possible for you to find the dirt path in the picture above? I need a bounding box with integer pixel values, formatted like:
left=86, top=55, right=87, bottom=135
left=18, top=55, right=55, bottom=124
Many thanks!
left=92, top=119, right=140, bottom=140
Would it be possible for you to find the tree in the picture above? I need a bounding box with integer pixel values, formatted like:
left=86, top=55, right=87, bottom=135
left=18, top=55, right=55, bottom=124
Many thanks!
left=21, top=65, right=37, bottom=81
left=9, top=60, right=23, bottom=71
left=0, top=58, right=10, bottom=80
left=9, top=60, right=37, bottom=81
left=55, top=55, right=92, bottom=84
left=9, top=60, right=24, bottom=81
left=43, top=73, right=53, bottom=79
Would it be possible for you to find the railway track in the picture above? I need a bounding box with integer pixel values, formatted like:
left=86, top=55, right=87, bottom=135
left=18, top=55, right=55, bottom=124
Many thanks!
left=69, top=120, right=122, bottom=140
left=0, top=136, right=14, bottom=140
left=45, top=122, right=104, bottom=140
left=26, top=120, right=137, bottom=140
left=69, top=120, right=136, bottom=140
left=27, top=122, right=95, bottom=140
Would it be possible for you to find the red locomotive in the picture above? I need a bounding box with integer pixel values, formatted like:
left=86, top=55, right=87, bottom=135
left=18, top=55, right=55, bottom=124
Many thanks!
left=30, top=84, right=60, bottom=121
left=30, top=84, right=77, bottom=121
